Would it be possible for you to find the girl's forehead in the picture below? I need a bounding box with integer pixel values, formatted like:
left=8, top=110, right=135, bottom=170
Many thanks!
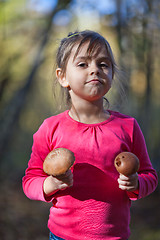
left=70, top=41, right=109, bottom=61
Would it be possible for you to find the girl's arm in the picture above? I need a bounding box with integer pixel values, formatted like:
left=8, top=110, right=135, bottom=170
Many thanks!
left=22, top=120, right=53, bottom=202
left=126, top=120, right=158, bottom=200
left=22, top=120, right=72, bottom=202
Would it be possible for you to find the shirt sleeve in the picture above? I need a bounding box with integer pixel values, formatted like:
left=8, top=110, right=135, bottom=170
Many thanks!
left=22, top=119, right=54, bottom=202
left=127, top=119, right=158, bottom=200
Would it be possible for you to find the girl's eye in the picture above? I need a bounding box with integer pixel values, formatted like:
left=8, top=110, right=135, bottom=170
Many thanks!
left=99, top=62, right=109, bottom=68
left=77, top=62, right=87, bottom=67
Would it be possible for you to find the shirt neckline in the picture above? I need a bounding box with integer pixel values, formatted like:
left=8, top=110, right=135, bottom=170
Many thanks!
left=65, top=109, right=114, bottom=127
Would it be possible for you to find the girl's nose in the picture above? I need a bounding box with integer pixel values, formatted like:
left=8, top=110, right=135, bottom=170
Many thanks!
left=89, top=62, right=99, bottom=75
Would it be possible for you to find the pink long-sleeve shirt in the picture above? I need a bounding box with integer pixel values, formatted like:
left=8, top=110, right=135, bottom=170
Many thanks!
left=22, top=110, right=158, bottom=240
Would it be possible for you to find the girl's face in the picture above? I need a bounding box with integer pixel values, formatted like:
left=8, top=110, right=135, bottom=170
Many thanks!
left=57, top=41, right=113, bottom=103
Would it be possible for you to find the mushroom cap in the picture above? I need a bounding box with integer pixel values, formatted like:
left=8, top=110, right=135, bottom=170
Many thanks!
left=43, top=148, right=75, bottom=176
left=114, top=152, right=140, bottom=176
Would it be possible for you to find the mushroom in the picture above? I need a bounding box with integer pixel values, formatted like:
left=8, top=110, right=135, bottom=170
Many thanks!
left=114, top=152, right=139, bottom=176
left=43, top=148, right=75, bottom=176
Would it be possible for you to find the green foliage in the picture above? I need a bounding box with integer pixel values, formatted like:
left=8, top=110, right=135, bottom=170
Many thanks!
left=0, top=0, right=160, bottom=181
left=0, top=0, right=26, bottom=23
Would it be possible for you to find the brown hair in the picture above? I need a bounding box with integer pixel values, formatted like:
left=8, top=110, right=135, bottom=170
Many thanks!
left=54, top=30, right=119, bottom=110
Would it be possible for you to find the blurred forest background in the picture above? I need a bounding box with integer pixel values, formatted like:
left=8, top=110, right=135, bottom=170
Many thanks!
left=0, top=0, right=159, bottom=239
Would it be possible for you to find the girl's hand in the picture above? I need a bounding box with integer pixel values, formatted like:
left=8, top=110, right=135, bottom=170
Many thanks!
left=43, top=169, right=73, bottom=197
left=55, top=169, right=73, bottom=189
left=117, top=173, right=139, bottom=192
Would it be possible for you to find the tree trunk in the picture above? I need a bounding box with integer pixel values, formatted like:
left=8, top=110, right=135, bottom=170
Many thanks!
left=0, top=1, right=65, bottom=159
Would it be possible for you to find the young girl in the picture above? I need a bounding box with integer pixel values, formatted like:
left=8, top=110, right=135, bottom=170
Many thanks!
left=22, top=30, right=158, bottom=240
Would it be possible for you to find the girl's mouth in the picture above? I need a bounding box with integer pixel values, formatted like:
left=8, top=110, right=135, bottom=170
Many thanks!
left=87, top=79, right=103, bottom=84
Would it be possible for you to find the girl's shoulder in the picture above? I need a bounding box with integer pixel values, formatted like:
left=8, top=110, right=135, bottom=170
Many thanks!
left=44, top=111, right=67, bottom=124
left=109, top=110, right=141, bottom=136
left=37, top=111, right=68, bottom=133
left=109, top=110, right=135, bottom=121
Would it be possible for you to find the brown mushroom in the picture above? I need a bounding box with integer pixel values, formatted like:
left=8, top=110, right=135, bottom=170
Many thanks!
left=43, top=148, right=75, bottom=176
left=114, top=152, right=139, bottom=176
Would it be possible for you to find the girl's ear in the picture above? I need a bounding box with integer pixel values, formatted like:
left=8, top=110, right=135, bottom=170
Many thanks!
left=56, top=68, right=70, bottom=88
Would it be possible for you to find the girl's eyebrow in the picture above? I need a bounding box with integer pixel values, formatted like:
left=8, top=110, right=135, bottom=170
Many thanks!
left=97, top=56, right=111, bottom=62
left=74, top=56, right=111, bottom=62
left=74, top=56, right=90, bottom=61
